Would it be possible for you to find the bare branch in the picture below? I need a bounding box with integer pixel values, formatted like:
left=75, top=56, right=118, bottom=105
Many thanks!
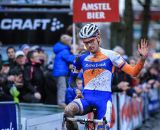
left=137, top=0, right=145, bottom=7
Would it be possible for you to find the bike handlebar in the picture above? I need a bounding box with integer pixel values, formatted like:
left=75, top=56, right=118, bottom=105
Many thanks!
left=66, top=117, right=108, bottom=124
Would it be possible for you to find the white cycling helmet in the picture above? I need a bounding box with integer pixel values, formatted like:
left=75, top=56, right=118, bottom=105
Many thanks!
left=79, top=23, right=99, bottom=39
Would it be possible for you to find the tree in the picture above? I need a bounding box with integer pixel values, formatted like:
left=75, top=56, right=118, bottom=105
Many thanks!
left=110, top=0, right=133, bottom=56
left=110, top=22, right=125, bottom=49
left=137, top=0, right=151, bottom=39
left=124, top=0, right=134, bottom=56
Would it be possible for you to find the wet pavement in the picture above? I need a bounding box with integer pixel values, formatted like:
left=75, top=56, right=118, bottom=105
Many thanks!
left=137, top=111, right=160, bottom=130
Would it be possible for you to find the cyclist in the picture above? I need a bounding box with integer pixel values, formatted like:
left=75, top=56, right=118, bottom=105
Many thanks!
left=64, top=23, right=149, bottom=130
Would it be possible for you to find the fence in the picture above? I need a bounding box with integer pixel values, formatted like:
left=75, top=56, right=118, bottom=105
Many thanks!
left=108, top=88, right=159, bottom=130
left=0, top=102, right=21, bottom=130
left=0, top=87, right=159, bottom=130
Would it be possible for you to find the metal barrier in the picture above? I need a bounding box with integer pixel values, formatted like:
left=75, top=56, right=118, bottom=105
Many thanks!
left=0, top=102, right=64, bottom=130
left=0, top=87, right=159, bottom=130
left=0, top=102, right=21, bottom=130
left=109, top=87, right=160, bottom=130
left=20, top=103, right=64, bottom=130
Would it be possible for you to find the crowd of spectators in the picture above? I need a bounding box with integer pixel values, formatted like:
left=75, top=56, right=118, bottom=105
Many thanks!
left=0, top=44, right=57, bottom=104
left=0, top=32, right=159, bottom=110
left=111, top=46, right=160, bottom=99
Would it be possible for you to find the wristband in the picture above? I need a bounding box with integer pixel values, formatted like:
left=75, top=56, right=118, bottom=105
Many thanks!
left=139, top=53, right=147, bottom=59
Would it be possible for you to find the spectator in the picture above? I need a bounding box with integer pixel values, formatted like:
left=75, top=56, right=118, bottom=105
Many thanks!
left=113, top=46, right=128, bottom=61
left=65, top=77, right=83, bottom=105
left=0, top=60, right=10, bottom=75
left=20, top=44, right=30, bottom=56
left=0, top=60, right=20, bottom=103
left=11, top=51, right=26, bottom=73
left=23, top=50, right=45, bottom=103
left=140, top=65, right=159, bottom=84
left=33, top=46, right=58, bottom=105
left=9, top=51, right=26, bottom=102
left=6, top=46, right=16, bottom=69
left=53, top=34, right=75, bottom=107
left=76, top=41, right=86, bottom=55
left=0, top=60, right=13, bottom=101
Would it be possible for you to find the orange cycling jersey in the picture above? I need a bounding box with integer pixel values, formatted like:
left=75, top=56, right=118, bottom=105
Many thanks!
left=73, top=48, right=145, bottom=92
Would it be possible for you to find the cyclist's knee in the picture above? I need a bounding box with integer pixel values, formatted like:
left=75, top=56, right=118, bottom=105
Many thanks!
left=64, top=102, right=80, bottom=117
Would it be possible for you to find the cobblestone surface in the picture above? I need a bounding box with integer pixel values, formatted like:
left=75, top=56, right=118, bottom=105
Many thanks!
left=137, top=112, right=160, bottom=130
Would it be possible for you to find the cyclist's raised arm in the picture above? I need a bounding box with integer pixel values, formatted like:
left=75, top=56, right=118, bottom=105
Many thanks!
left=121, top=60, right=145, bottom=77
left=110, top=39, right=149, bottom=77
left=121, top=39, right=149, bottom=77
left=68, top=55, right=82, bottom=88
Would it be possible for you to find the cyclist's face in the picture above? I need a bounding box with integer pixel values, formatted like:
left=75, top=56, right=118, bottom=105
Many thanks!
left=82, top=36, right=100, bottom=53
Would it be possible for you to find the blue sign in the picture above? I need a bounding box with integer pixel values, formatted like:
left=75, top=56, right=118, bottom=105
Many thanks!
left=0, top=103, right=17, bottom=130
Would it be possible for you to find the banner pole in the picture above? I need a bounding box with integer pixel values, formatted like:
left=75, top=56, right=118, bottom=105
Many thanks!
left=72, top=23, right=76, bottom=54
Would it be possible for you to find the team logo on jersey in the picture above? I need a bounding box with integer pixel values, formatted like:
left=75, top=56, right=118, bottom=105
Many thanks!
left=85, top=62, right=106, bottom=68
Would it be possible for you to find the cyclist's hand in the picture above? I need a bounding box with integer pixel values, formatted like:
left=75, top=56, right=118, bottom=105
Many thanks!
left=138, top=39, right=149, bottom=59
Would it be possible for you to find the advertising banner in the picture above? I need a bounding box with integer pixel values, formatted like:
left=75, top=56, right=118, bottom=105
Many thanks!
left=0, top=103, right=17, bottom=130
left=73, top=0, right=119, bottom=22
left=119, top=93, right=132, bottom=130
left=131, top=97, right=143, bottom=128
left=0, top=10, right=72, bottom=44
left=110, top=94, right=117, bottom=130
